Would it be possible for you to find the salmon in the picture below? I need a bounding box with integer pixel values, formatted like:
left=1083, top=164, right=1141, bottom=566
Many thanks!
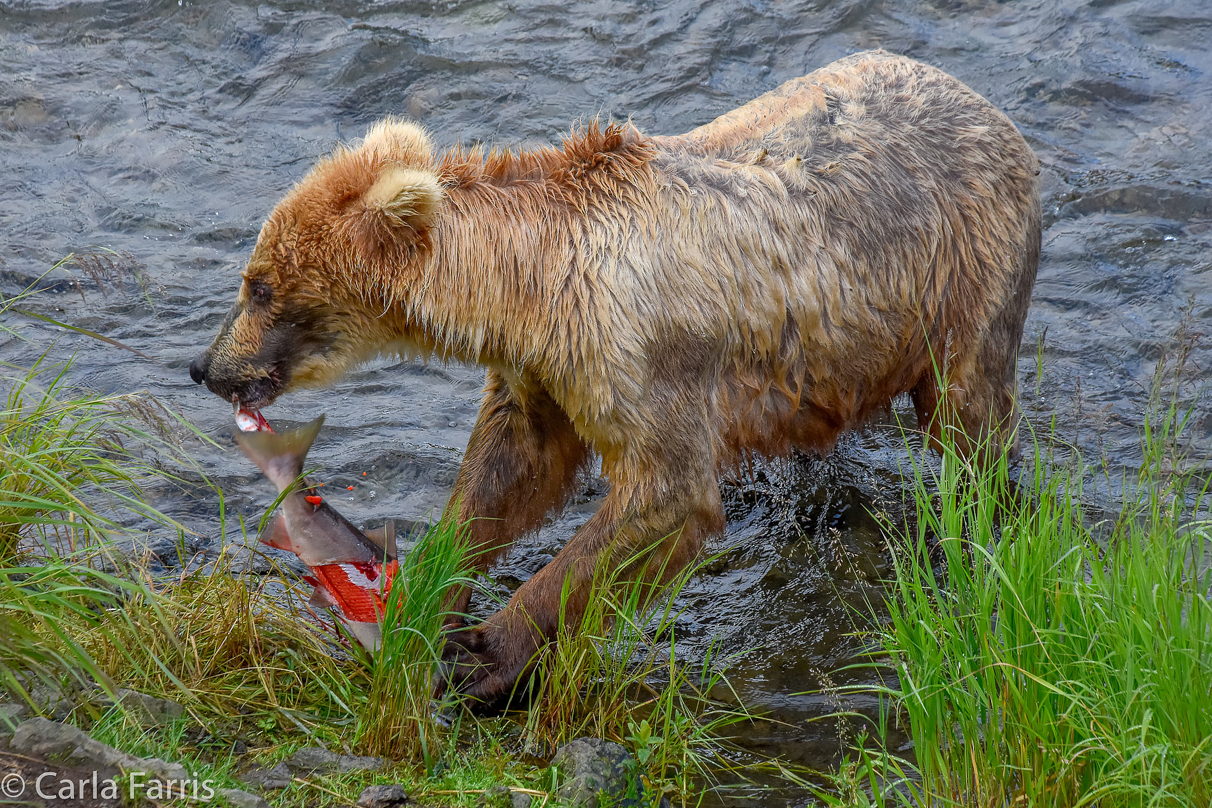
left=234, top=410, right=399, bottom=651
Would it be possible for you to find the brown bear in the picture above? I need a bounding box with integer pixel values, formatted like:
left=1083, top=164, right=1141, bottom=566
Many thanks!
left=189, top=50, right=1040, bottom=702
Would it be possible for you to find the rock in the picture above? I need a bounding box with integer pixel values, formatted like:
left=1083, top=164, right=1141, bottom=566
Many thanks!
left=287, top=746, right=385, bottom=774
left=29, top=684, right=76, bottom=721
left=238, top=761, right=294, bottom=790
left=115, top=689, right=186, bottom=725
left=10, top=717, right=189, bottom=782
left=11, top=716, right=86, bottom=758
left=0, top=702, right=30, bottom=732
left=23, top=683, right=120, bottom=720
left=477, top=784, right=532, bottom=808
left=356, top=784, right=410, bottom=808
left=221, top=788, right=272, bottom=808
left=550, top=738, right=643, bottom=807
left=131, top=754, right=189, bottom=784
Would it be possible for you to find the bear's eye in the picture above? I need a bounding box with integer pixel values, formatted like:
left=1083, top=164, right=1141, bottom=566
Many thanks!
left=249, top=280, right=274, bottom=306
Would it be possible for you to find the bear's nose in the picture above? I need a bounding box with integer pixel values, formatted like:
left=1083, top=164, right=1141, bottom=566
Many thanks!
left=188, top=355, right=207, bottom=385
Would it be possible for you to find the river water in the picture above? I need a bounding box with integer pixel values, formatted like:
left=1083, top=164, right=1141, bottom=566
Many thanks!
left=2, top=0, right=1210, bottom=803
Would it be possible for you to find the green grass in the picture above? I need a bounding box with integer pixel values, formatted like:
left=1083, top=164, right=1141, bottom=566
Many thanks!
left=519, top=550, right=750, bottom=804
left=0, top=547, right=367, bottom=733
left=0, top=355, right=204, bottom=560
left=1, top=265, right=238, bottom=714
left=2, top=492, right=747, bottom=803
left=2, top=545, right=580, bottom=807
left=0, top=555, right=147, bottom=717
left=0, top=418, right=748, bottom=801
left=81, top=707, right=566, bottom=808
left=1, top=262, right=199, bottom=561
left=0, top=260, right=747, bottom=805
left=821, top=395, right=1212, bottom=806
left=355, top=516, right=475, bottom=762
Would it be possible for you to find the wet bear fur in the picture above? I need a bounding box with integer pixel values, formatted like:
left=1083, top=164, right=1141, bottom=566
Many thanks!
left=191, top=50, right=1041, bottom=701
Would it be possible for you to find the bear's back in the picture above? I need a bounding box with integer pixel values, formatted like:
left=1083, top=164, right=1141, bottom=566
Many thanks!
left=662, top=50, right=1031, bottom=170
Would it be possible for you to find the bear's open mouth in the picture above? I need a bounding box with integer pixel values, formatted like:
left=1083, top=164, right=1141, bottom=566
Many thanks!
left=234, top=400, right=273, bottom=433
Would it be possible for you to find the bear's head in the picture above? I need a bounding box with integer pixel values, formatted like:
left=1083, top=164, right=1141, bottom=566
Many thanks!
left=188, top=119, right=444, bottom=410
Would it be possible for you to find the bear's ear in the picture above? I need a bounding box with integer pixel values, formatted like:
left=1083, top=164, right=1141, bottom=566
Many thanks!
left=361, top=118, right=434, bottom=165
left=364, top=165, right=444, bottom=226
left=346, top=164, right=445, bottom=258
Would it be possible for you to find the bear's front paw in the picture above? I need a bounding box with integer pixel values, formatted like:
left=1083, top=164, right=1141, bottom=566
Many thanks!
left=439, top=622, right=537, bottom=706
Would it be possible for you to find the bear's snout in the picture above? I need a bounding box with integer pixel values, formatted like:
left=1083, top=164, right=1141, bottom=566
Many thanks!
left=192, top=356, right=281, bottom=409
left=189, top=298, right=296, bottom=408
left=188, top=354, right=208, bottom=384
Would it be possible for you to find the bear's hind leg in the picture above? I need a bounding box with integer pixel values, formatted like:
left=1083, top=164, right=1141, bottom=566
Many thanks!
left=911, top=326, right=1024, bottom=463
left=913, top=212, right=1038, bottom=462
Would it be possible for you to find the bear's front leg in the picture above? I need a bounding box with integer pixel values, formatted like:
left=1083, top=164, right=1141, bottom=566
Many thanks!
left=445, top=370, right=591, bottom=615
left=443, top=464, right=724, bottom=703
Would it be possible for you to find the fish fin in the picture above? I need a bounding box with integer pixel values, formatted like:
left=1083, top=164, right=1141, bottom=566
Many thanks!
left=308, top=586, right=338, bottom=610
left=233, top=415, right=326, bottom=490
left=384, top=519, right=398, bottom=559
left=340, top=619, right=383, bottom=653
left=258, top=514, right=294, bottom=553
left=363, top=519, right=398, bottom=561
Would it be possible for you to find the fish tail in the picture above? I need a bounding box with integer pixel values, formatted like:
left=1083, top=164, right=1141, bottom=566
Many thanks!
left=234, top=415, right=325, bottom=490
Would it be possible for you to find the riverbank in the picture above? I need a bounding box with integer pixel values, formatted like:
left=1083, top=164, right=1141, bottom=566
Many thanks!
left=820, top=362, right=1212, bottom=806
left=2, top=285, right=1210, bottom=806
